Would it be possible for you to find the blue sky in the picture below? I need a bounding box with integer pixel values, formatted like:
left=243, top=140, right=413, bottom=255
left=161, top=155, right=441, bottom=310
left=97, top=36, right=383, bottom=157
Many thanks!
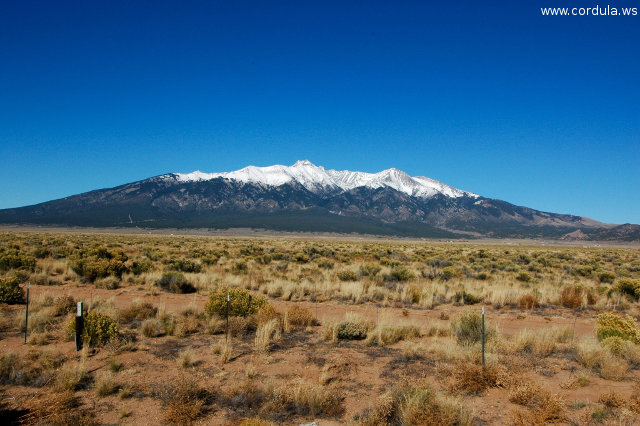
left=1, top=1, right=638, bottom=224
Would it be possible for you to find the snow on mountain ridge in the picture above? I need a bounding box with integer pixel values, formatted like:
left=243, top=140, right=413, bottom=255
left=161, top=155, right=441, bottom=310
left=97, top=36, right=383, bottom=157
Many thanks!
left=170, top=160, right=477, bottom=199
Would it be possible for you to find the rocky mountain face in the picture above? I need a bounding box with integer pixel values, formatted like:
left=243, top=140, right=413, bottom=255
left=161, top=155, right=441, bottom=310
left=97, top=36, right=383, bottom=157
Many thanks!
left=0, top=161, right=636, bottom=241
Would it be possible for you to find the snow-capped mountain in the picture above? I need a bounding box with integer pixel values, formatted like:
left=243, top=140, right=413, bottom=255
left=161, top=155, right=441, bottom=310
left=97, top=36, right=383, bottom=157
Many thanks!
left=1, top=160, right=636, bottom=241
left=168, top=160, right=476, bottom=199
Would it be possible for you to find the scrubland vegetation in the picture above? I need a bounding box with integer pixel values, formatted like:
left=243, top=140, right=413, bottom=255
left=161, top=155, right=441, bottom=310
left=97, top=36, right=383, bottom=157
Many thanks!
left=0, top=230, right=640, bottom=424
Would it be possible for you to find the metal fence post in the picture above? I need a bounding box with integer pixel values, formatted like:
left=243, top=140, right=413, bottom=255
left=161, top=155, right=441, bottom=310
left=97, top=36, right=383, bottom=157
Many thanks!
left=75, top=302, right=84, bottom=351
left=24, top=282, right=30, bottom=344
left=481, top=307, right=485, bottom=367
left=226, top=292, right=230, bottom=342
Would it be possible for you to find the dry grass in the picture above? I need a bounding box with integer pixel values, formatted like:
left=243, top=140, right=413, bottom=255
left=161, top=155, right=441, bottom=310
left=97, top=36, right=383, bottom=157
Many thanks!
left=402, top=342, right=425, bottom=360
left=3, top=232, right=640, bottom=424
left=254, top=318, right=282, bottom=353
left=178, top=349, right=196, bottom=369
left=518, top=294, right=540, bottom=309
left=175, top=314, right=200, bottom=337
left=119, top=301, right=157, bottom=323
left=576, top=338, right=629, bottom=380
left=206, top=315, right=225, bottom=334
left=107, top=355, right=123, bottom=373
left=157, top=376, right=208, bottom=425
left=360, top=382, right=473, bottom=426
left=559, top=285, right=584, bottom=309
left=285, top=305, right=316, bottom=329
left=3, top=231, right=638, bottom=313
left=452, top=363, right=501, bottom=395
left=239, top=419, right=276, bottom=426
left=288, top=379, right=343, bottom=417
left=426, top=337, right=476, bottom=363
left=0, top=353, right=24, bottom=385
left=366, top=324, right=421, bottom=346
left=245, top=362, right=257, bottom=379
left=600, top=356, right=629, bottom=380
left=451, top=310, right=495, bottom=346
left=510, top=397, right=565, bottom=425
left=598, top=390, right=626, bottom=408
left=561, top=372, right=591, bottom=389
left=52, top=295, right=76, bottom=316
left=425, top=320, right=451, bottom=337
left=212, top=340, right=232, bottom=364
left=225, top=377, right=344, bottom=418
left=21, top=391, right=96, bottom=426
left=141, top=318, right=163, bottom=337
left=229, top=316, right=249, bottom=337
left=94, top=372, right=118, bottom=397
left=223, top=378, right=266, bottom=410
left=508, top=380, right=565, bottom=425
left=509, top=380, right=541, bottom=405
left=53, top=362, right=87, bottom=392
left=510, top=327, right=572, bottom=357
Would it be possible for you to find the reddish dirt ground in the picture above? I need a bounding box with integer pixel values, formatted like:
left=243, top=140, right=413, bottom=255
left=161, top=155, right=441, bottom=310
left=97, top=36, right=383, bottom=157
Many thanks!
left=2, top=282, right=639, bottom=425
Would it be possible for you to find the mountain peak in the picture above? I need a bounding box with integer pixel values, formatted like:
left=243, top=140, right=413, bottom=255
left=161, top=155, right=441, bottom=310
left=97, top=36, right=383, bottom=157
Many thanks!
left=4, top=160, right=634, bottom=240
left=168, top=161, right=477, bottom=199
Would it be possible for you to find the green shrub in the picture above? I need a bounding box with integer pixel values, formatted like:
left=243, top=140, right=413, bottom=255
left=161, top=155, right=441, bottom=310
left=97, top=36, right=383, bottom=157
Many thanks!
left=0, top=247, right=36, bottom=272
left=337, top=270, right=357, bottom=281
left=389, top=266, right=415, bottom=282
left=131, top=259, right=153, bottom=275
left=595, top=312, right=640, bottom=344
left=202, top=255, right=219, bottom=266
left=440, top=266, right=460, bottom=281
left=156, top=272, right=196, bottom=294
left=0, top=277, right=25, bottom=304
left=69, top=246, right=128, bottom=281
left=336, top=321, right=369, bottom=340
left=231, top=261, right=248, bottom=275
left=69, top=311, right=119, bottom=346
left=601, top=336, right=626, bottom=356
left=204, top=287, right=266, bottom=317
left=33, top=246, right=50, bottom=259
left=598, top=271, right=616, bottom=284
left=454, top=291, right=481, bottom=305
left=610, top=278, right=640, bottom=300
left=316, top=259, right=334, bottom=269
left=516, top=271, right=532, bottom=282
left=573, top=266, right=593, bottom=277
left=451, top=310, right=494, bottom=346
left=359, top=263, right=381, bottom=279
left=165, top=259, right=202, bottom=273
left=380, top=257, right=400, bottom=267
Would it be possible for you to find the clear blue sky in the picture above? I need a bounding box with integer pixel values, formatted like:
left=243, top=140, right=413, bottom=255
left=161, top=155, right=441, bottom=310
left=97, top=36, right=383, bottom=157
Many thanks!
left=1, top=1, right=638, bottom=224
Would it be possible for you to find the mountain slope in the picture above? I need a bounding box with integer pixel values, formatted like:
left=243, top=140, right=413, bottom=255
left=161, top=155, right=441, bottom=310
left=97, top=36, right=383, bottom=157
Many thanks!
left=0, top=161, right=635, bottom=240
